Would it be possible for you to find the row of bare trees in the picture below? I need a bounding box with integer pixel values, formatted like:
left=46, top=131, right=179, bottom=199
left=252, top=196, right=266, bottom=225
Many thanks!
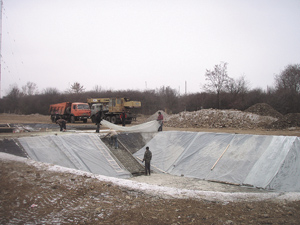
left=1, top=63, right=299, bottom=115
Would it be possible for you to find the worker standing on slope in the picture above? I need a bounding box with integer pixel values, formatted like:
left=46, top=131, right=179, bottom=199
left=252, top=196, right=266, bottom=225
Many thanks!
left=142, top=146, right=152, bottom=176
left=157, top=111, right=164, bottom=131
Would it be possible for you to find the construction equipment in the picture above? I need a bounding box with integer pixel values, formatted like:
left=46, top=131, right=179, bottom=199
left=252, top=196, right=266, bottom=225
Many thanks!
left=49, top=102, right=91, bottom=123
left=87, top=97, right=141, bottom=124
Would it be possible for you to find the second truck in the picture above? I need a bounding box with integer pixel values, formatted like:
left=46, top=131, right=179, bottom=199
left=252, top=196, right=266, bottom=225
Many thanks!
left=49, top=102, right=91, bottom=123
left=87, top=97, right=141, bottom=124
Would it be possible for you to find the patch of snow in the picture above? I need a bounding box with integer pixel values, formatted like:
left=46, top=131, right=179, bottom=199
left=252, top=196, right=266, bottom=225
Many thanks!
left=1, top=152, right=300, bottom=203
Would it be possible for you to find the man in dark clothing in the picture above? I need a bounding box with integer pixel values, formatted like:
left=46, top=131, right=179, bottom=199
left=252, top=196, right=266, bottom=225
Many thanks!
left=95, top=110, right=103, bottom=133
left=142, top=146, right=152, bottom=176
left=120, top=110, right=127, bottom=127
left=56, top=118, right=67, bottom=132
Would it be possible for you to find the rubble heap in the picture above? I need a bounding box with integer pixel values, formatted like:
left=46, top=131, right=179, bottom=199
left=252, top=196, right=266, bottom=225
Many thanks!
left=268, top=113, right=300, bottom=129
left=244, top=103, right=283, bottom=119
left=164, top=109, right=278, bottom=129
left=146, top=104, right=299, bottom=130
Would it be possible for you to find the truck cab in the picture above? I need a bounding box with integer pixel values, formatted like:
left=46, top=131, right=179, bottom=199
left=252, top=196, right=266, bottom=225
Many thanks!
left=90, top=103, right=109, bottom=123
left=70, top=102, right=91, bottom=123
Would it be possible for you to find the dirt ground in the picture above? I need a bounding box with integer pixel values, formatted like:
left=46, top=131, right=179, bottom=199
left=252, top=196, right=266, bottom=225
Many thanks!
left=1, top=113, right=300, bottom=224
left=1, top=113, right=300, bottom=137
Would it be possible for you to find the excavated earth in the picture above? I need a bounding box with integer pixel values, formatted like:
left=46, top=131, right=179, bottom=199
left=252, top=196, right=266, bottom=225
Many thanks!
left=1, top=105, right=300, bottom=224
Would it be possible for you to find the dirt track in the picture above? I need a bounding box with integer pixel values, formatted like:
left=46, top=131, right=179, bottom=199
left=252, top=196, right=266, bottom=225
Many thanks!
left=1, top=113, right=300, bottom=224
left=1, top=113, right=300, bottom=137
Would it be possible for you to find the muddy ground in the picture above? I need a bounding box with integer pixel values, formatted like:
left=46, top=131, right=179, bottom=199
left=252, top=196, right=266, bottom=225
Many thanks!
left=1, top=113, right=300, bottom=224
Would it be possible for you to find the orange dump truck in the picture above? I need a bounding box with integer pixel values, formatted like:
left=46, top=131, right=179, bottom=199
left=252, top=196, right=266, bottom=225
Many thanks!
left=49, top=102, right=91, bottom=123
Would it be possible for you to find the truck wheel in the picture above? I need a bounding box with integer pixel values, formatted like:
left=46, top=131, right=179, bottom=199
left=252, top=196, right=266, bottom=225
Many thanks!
left=51, top=116, right=55, bottom=123
left=91, top=116, right=95, bottom=123
left=111, top=116, right=117, bottom=124
left=71, top=116, right=75, bottom=123
left=105, top=116, right=111, bottom=122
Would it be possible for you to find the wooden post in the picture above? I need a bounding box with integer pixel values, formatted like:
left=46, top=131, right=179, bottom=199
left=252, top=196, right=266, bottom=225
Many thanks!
left=211, top=144, right=230, bottom=171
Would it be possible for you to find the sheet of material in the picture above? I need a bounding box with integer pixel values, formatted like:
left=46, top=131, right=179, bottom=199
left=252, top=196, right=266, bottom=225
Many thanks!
left=134, top=131, right=300, bottom=192
left=15, top=130, right=300, bottom=192
left=101, top=120, right=160, bottom=133
left=18, top=133, right=131, bottom=179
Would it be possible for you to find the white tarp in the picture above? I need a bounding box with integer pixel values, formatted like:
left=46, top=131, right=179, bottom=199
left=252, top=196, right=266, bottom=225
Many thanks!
left=134, top=131, right=300, bottom=192
left=18, top=133, right=131, bottom=178
left=101, top=120, right=160, bottom=133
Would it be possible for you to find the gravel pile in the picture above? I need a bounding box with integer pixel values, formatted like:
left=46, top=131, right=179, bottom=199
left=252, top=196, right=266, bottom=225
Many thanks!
left=268, top=113, right=300, bottom=129
left=164, top=109, right=278, bottom=129
left=146, top=104, right=299, bottom=130
left=244, top=103, right=283, bottom=119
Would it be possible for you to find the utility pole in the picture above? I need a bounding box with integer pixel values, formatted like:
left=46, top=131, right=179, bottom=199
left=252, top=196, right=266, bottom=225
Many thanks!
left=0, top=0, right=2, bottom=98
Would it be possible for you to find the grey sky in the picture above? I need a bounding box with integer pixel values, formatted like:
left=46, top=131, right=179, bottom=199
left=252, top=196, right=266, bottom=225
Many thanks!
left=1, top=0, right=300, bottom=96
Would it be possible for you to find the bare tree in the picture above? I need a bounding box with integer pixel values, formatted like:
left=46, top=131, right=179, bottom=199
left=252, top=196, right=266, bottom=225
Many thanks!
left=203, top=62, right=232, bottom=108
left=69, top=82, right=85, bottom=94
left=92, top=85, right=103, bottom=92
left=274, top=64, right=300, bottom=113
left=4, top=84, right=23, bottom=113
left=22, top=82, right=38, bottom=95
left=227, top=75, right=249, bottom=95
left=6, top=84, right=23, bottom=98
left=42, top=87, right=61, bottom=95
left=275, top=64, right=300, bottom=93
left=157, top=86, right=179, bottom=113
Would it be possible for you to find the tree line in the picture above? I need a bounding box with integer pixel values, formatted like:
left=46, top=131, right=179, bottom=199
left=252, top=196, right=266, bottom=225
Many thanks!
left=0, top=63, right=299, bottom=116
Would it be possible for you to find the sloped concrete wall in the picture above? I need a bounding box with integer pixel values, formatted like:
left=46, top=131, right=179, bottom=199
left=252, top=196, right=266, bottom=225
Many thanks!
left=18, top=133, right=131, bottom=179
left=134, top=131, right=300, bottom=192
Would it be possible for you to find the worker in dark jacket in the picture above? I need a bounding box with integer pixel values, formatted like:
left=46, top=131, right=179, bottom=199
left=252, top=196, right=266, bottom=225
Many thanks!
left=95, top=110, right=102, bottom=133
left=142, top=146, right=152, bottom=176
left=120, top=110, right=127, bottom=127
left=56, top=118, right=67, bottom=132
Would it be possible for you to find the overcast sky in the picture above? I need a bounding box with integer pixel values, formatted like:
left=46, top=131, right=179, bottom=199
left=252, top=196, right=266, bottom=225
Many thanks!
left=1, top=0, right=300, bottom=96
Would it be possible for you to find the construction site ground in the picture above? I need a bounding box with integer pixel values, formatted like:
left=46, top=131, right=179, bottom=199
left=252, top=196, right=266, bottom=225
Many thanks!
left=1, top=112, right=300, bottom=224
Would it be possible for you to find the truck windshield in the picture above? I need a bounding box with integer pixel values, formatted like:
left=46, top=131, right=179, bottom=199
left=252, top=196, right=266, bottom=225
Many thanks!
left=77, top=104, right=90, bottom=110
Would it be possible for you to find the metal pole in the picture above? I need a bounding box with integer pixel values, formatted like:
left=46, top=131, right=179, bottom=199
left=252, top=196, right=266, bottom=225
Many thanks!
left=0, top=0, right=3, bottom=98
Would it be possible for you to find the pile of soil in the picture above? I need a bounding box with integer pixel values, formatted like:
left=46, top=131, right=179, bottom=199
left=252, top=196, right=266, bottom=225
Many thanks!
left=268, top=113, right=300, bottom=129
left=144, top=103, right=300, bottom=130
left=244, top=103, right=283, bottom=119
left=163, top=109, right=277, bottom=129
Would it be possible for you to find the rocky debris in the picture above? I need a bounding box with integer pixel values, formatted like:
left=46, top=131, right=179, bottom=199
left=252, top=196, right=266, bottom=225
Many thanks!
left=267, top=113, right=300, bottom=129
left=145, top=103, right=300, bottom=130
left=163, top=109, right=278, bottom=129
left=244, top=103, right=283, bottom=119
